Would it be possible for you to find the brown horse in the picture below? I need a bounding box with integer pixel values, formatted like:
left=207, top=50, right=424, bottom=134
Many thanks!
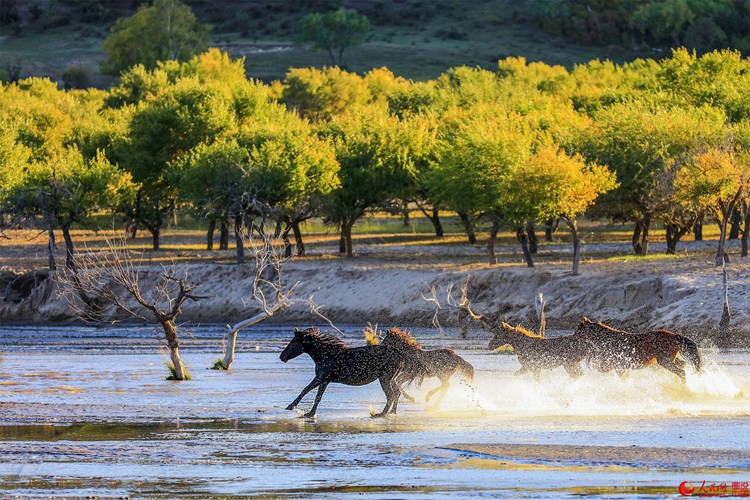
left=382, top=328, right=474, bottom=406
left=574, top=317, right=702, bottom=383
left=488, top=322, right=588, bottom=380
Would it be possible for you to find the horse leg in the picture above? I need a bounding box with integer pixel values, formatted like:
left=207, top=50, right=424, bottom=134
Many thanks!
left=514, top=366, right=530, bottom=377
left=286, top=377, right=322, bottom=410
left=389, top=378, right=402, bottom=414
left=533, top=369, right=541, bottom=382
left=372, top=377, right=395, bottom=418
left=426, top=378, right=449, bottom=404
left=394, top=372, right=415, bottom=403
left=565, top=363, right=584, bottom=379
left=658, top=358, right=687, bottom=384
left=303, top=382, right=329, bottom=418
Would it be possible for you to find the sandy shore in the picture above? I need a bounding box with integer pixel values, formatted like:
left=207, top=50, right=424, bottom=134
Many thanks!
left=1, top=250, right=748, bottom=343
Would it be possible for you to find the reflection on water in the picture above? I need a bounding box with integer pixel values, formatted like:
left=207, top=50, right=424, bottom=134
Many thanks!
left=0, top=325, right=749, bottom=498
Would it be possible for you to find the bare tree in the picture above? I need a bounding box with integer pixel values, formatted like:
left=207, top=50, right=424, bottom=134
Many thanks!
left=56, top=239, right=204, bottom=380
left=217, top=234, right=299, bottom=370
left=217, top=232, right=347, bottom=370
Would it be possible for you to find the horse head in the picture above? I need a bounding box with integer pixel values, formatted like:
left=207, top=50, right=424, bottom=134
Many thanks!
left=488, top=322, right=515, bottom=350
left=280, top=327, right=317, bottom=362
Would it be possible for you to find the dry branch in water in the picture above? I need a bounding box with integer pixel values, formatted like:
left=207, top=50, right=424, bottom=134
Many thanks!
left=218, top=233, right=346, bottom=369
left=56, top=239, right=204, bottom=380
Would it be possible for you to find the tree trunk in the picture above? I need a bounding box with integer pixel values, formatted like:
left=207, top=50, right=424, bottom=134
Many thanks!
left=564, top=218, right=581, bottom=275
left=326, top=47, right=336, bottom=66
left=632, top=215, right=650, bottom=256
left=544, top=219, right=555, bottom=242
left=742, top=202, right=749, bottom=258
left=47, top=223, right=56, bottom=271
left=282, top=224, right=293, bottom=258
left=665, top=224, right=678, bottom=255
left=219, top=218, right=229, bottom=250
left=527, top=221, right=538, bottom=254
left=640, top=214, right=650, bottom=256
left=234, top=215, right=245, bottom=264
left=719, top=254, right=730, bottom=332
left=458, top=211, right=477, bottom=244
left=632, top=221, right=642, bottom=255
left=61, top=224, right=76, bottom=271
left=403, top=208, right=410, bottom=227
left=415, top=202, right=444, bottom=237
left=161, top=320, right=187, bottom=380
left=487, top=221, right=500, bottom=265
left=430, top=208, right=444, bottom=237
left=516, top=226, right=534, bottom=268
left=206, top=218, right=216, bottom=250
left=129, top=189, right=141, bottom=239
left=666, top=223, right=690, bottom=255
left=221, top=329, right=238, bottom=370
left=729, top=208, right=741, bottom=239
left=344, top=221, right=354, bottom=258
left=716, top=210, right=730, bottom=267
left=150, top=226, right=160, bottom=251
left=292, top=220, right=305, bottom=256
left=693, top=215, right=703, bottom=241
left=339, top=223, right=347, bottom=254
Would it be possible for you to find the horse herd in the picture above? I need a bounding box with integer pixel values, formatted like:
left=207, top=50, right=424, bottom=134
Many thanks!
left=279, top=317, right=703, bottom=418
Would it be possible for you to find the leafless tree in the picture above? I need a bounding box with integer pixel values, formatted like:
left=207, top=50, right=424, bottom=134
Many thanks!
left=217, top=232, right=347, bottom=370
left=56, top=239, right=205, bottom=380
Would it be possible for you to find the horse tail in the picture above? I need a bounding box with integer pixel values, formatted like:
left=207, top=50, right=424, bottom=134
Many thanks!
left=455, top=356, right=474, bottom=382
left=677, top=335, right=702, bottom=373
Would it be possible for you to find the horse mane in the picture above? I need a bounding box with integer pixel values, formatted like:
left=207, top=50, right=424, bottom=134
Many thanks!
left=501, top=322, right=543, bottom=339
left=579, top=317, right=628, bottom=334
left=383, top=327, right=422, bottom=350
left=300, top=327, right=348, bottom=349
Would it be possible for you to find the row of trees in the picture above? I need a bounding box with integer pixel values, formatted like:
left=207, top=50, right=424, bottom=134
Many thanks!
left=3, top=48, right=750, bottom=274
left=527, top=0, right=750, bottom=52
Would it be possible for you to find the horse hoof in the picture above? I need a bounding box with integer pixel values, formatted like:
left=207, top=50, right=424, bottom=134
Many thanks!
left=370, top=412, right=386, bottom=418
left=302, top=411, right=316, bottom=418
left=285, top=405, right=295, bottom=411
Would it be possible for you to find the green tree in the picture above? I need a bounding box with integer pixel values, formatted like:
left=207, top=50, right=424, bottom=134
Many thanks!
left=429, top=105, right=535, bottom=264
left=121, top=76, right=235, bottom=249
left=322, top=107, right=433, bottom=257
left=577, top=99, right=726, bottom=255
left=281, top=66, right=371, bottom=121
left=101, top=0, right=210, bottom=76
left=299, top=8, right=370, bottom=67
left=675, top=144, right=750, bottom=265
left=4, top=148, right=133, bottom=270
left=508, top=146, right=617, bottom=274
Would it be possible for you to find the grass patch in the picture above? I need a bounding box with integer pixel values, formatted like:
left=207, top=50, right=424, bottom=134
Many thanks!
left=165, top=362, right=192, bottom=381
left=211, top=359, right=228, bottom=370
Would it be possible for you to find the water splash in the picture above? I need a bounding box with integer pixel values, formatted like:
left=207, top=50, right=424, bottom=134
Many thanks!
left=405, top=351, right=750, bottom=418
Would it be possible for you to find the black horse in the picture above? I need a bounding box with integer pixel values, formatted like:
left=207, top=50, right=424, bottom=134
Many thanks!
left=280, top=327, right=424, bottom=418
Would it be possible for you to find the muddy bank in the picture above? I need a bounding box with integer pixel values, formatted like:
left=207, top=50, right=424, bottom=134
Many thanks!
left=0, top=258, right=748, bottom=342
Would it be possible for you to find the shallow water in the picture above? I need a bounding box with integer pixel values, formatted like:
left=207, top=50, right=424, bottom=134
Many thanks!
left=0, top=325, right=749, bottom=498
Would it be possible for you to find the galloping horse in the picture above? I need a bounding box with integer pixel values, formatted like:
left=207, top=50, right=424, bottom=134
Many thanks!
left=381, top=328, right=474, bottom=406
left=488, top=322, right=588, bottom=380
left=280, top=327, right=424, bottom=417
left=574, top=317, right=702, bottom=383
